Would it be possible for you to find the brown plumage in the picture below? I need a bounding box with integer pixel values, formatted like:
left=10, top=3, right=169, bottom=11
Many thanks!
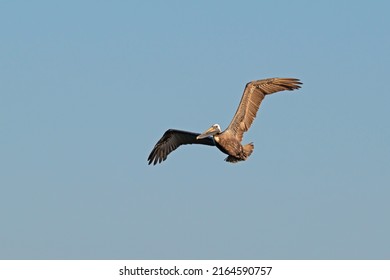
left=148, top=77, right=302, bottom=165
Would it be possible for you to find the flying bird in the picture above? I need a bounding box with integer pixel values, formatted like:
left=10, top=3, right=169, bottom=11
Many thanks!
left=148, top=77, right=302, bottom=165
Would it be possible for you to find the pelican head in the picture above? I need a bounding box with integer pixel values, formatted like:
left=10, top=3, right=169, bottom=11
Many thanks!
left=196, top=124, right=222, bottom=139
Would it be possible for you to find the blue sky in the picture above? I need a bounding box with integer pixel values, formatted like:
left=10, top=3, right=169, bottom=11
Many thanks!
left=1, top=1, right=389, bottom=259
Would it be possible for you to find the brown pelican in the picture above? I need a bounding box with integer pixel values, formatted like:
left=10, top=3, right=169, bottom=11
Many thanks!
left=148, top=77, right=302, bottom=165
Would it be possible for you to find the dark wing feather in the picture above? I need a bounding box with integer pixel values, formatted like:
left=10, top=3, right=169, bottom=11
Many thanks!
left=225, top=78, right=302, bottom=142
left=148, top=129, right=215, bottom=165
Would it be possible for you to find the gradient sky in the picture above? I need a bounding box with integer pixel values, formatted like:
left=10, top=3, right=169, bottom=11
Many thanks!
left=1, top=1, right=389, bottom=259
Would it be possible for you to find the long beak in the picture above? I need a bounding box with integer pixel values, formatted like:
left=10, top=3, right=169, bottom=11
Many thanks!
left=196, top=126, right=217, bottom=139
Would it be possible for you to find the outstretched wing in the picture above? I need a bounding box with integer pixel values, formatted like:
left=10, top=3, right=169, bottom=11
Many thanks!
left=147, top=129, right=215, bottom=165
left=225, top=78, right=302, bottom=142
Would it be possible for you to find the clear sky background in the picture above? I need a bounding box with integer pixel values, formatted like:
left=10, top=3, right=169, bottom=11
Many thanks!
left=1, top=1, right=389, bottom=259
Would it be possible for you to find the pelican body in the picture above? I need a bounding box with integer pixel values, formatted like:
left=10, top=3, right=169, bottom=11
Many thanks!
left=148, top=77, right=302, bottom=165
left=195, top=124, right=254, bottom=163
